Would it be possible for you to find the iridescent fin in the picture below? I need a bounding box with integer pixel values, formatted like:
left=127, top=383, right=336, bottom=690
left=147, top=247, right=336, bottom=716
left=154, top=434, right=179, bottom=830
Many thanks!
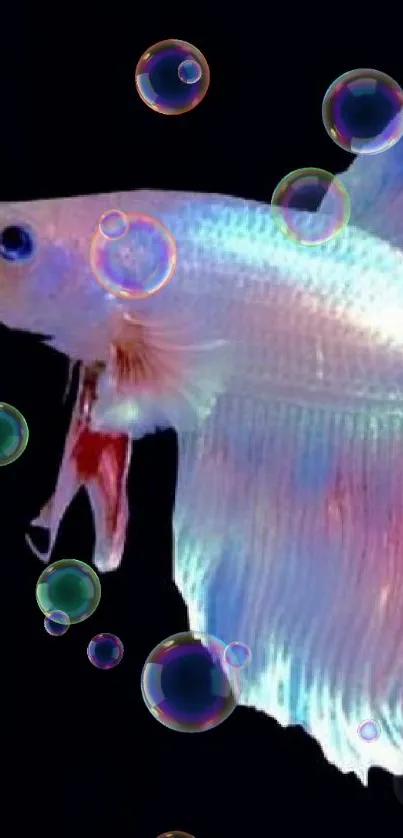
left=174, top=397, right=403, bottom=783
left=26, top=364, right=131, bottom=572
left=320, top=131, right=403, bottom=247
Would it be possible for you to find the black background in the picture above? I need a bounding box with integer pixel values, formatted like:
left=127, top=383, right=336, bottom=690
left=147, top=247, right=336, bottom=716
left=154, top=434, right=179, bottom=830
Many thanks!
left=1, top=6, right=402, bottom=835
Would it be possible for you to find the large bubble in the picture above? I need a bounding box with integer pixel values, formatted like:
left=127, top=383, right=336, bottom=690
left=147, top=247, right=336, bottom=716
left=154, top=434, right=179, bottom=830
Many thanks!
left=322, top=68, right=403, bottom=155
left=141, top=631, right=242, bottom=733
left=135, top=39, right=210, bottom=116
left=36, top=559, right=101, bottom=625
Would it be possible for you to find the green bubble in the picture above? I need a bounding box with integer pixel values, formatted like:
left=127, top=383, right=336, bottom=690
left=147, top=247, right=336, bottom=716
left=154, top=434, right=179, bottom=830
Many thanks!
left=0, top=402, right=29, bottom=466
left=36, top=559, right=101, bottom=624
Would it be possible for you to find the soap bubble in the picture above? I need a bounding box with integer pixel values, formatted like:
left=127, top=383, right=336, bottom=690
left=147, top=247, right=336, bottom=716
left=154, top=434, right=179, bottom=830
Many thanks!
left=44, top=610, right=70, bottom=636
left=271, top=167, right=350, bottom=245
left=178, top=58, right=202, bottom=85
left=36, top=559, right=101, bottom=625
left=135, top=39, right=210, bottom=115
left=141, top=631, right=242, bottom=733
left=99, top=209, right=129, bottom=240
left=357, top=719, right=381, bottom=742
left=223, top=641, right=252, bottom=669
left=157, top=833, right=195, bottom=838
left=322, top=68, right=403, bottom=155
left=90, top=212, right=177, bottom=299
left=87, top=633, right=124, bottom=669
left=0, top=402, right=29, bottom=466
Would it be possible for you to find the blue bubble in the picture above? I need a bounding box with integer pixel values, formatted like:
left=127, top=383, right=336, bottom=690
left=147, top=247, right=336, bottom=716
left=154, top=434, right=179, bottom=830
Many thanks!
left=357, top=719, right=380, bottom=742
left=87, top=633, right=124, bottom=670
left=141, top=631, right=242, bottom=733
left=44, top=610, right=70, bottom=636
left=135, top=39, right=210, bottom=116
left=178, top=58, right=202, bottom=85
left=322, top=68, right=403, bottom=155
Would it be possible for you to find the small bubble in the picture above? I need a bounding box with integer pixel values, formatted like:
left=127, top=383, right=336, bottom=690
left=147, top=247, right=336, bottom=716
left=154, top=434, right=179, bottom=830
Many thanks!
left=99, top=209, right=129, bottom=240
left=135, top=39, right=209, bottom=115
left=223, top=641, right=252, bottom=669
left=90, top=212, right=177, bottom=300
left=322, top=68, right=403, bottom=155
left=36, top=559, right=101, bottom=625
left=141, top=631, right=242, bottom=733
left=44, top=610, right=70, bottom=636
left=0, top=402, right=29, bottom=466
left=271, top=167, right=350, bottom=245
left=357, top=719, right=381, bottom=742
left=178, top=59, right=202, bottom=85
left=87, top=633, right=124, bottom=670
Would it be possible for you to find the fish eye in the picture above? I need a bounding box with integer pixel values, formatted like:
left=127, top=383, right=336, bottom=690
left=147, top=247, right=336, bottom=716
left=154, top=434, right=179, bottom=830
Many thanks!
left=0, top=224, right=35, bottom=262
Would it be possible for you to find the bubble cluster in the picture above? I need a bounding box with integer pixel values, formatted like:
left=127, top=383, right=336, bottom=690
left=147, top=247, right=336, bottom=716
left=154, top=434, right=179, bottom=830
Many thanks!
left=87, top=633, right=124, bottom=670
left=271, top=167, right=350, bottom=245
left=357, top=719, right=381, bottom=742
left=322, top=68, right=403, bottom=155
left=224, top=641, right=252, bottom=669
left=0, top=402, right=29, bottom=466
left=141, top=631, right=241, bottom=733
left=99, top=209, right=129, bottom=240
left=36, top=559, right=101, bottom=625
left=44, top=610, right=70, bottom=636
left=90, top=212, right=177, bottom=300
left=135, top=39, right=210, bottom=116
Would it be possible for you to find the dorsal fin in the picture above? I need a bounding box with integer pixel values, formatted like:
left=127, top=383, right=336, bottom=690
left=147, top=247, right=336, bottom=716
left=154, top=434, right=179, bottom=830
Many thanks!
left=320, top=134, right=403, bottom=248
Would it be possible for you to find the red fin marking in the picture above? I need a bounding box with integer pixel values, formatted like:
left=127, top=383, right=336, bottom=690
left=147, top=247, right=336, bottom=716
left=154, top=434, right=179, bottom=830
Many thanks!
left=27, top=364, right=132, bottom=572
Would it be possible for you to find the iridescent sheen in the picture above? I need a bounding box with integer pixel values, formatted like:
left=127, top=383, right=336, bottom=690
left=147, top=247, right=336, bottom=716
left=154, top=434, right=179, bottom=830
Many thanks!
left=224, top=641, right=252, bottom=669
left=157, top=833, right=195, bottom=838
left=178, top=59, right=202, bottom=85
left=322, top=68, right=403, bottom=155
left=90, top=212, right=177, bottom=299
left=99, top=209, right=129, bottom=240
left=87, top=632, right=124, bottom=669
left=271, top=168, right=350, bottom=244
left=44, top=610, right=70, bottom=636
left=0, top=402, right=29, bottom=466
left=357, top=719, right=380, bottom=742
left=135, top=39, right=209, bottom=115
left=36, top=559, right=101, bottom=624
left=141, top=631, right=241, bottom=732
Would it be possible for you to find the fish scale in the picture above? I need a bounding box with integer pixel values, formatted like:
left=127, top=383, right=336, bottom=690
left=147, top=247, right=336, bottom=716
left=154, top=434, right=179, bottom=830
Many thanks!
left=1, top=137, right=403, bottom=782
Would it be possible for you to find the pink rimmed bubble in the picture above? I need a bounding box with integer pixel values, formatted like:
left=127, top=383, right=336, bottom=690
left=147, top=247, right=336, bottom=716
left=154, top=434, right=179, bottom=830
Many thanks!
left=90, top=212, right=177, bottom=300
left=99, top=209, right=129, bottom=240
left=135, top=39, right=209, bottom=116
left=322, top=68, right=403, bottom=155
left=87, top=633, right=124, bottom=670
left=223, top=641, right=252, bottom=669
left=141, top=631, right=242, bottom=733
left=271, top=167, right=350, bottom=245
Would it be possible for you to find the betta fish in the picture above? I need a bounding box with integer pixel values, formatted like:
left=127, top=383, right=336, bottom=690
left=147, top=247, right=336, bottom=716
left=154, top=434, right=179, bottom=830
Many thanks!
left=0, top=142, right=402, bottom=785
